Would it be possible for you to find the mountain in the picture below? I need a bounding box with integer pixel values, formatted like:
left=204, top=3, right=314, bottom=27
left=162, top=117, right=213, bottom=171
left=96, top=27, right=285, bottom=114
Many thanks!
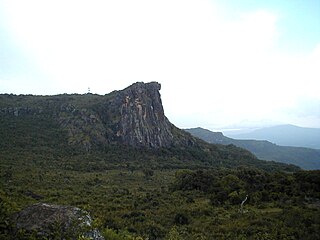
left=1, top=82, right=191, bottom=150
left=0, top=82, right=298, bottom=172
left=185, top=127, right=320, bottom=170
left=230, top=124, right=320, bottom=149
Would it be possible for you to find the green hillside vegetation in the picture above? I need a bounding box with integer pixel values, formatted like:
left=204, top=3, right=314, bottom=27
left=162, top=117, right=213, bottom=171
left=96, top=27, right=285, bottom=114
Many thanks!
left=0, top=92, right=319, bottom=239
left=186, top=127, right=320, bottom=170
left=1, top=157, right=320, bottom=239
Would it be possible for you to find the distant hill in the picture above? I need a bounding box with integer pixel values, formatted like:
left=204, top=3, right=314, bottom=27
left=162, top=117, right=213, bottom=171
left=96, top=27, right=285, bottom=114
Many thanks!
left=185, top=127, right=320, bottom=170
left=230, top=124, right=320, bottom=149
left=0, top=82, right=298, bottom=172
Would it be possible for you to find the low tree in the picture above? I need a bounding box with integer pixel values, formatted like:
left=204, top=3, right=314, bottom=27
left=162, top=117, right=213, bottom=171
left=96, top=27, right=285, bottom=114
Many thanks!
left=142, top=168, right=154, bottom=179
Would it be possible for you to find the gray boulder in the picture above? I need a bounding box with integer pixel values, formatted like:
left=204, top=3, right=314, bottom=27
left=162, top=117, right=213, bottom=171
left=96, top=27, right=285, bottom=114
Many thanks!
left=12, top=203, right=104, bottom=240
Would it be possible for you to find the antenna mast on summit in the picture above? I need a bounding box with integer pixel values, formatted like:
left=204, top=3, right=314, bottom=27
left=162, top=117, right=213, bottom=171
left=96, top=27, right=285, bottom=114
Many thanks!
left=88, top=87, right=91, bottom=94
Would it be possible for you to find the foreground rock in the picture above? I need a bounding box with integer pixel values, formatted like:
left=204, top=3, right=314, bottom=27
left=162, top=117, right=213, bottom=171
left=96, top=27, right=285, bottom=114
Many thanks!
left=12, top=203, right=104, bottom=240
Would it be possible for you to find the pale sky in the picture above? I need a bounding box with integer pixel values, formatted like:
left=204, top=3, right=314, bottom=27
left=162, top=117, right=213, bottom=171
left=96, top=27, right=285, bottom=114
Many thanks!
left=0, top=0, right=320, bottom=129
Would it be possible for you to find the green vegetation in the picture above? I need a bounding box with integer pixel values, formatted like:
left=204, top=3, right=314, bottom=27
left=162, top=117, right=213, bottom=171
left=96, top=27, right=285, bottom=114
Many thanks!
left=0, top=93, right=319, bottom=239
left=1, top=149, right=319, bottom=239
left=0, top=162, right=320, bottom=239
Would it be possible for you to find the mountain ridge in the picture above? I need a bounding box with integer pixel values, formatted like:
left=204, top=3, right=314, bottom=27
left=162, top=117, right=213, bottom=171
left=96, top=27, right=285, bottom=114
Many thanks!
left=186, top=127, right=320, bottom=170
left=0, top=82, right=299, bottom=172
left=1, top=82, right=195, bottom=150
left=230, top=124, right=320, bottom=149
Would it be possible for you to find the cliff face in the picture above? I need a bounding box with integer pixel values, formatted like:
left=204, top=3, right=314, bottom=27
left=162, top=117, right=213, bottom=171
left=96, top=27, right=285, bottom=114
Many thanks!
left=110, top=82, right=174, bottom=147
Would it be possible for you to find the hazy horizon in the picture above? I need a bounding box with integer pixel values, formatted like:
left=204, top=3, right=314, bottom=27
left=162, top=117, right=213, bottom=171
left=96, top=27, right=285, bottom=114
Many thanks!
left=1, top=0, right=319, bottom=129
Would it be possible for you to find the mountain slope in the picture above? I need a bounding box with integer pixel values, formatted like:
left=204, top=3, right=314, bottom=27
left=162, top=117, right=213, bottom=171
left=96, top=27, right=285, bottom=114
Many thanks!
left=185, top=127, right=320, bottom=170
left=0, top=82, right=298, bottom=172
left=230, top=124, right=320, bottom=149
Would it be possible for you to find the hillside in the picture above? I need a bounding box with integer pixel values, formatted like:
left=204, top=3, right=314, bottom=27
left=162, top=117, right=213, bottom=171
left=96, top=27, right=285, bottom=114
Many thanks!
left=185, top=127, right=320, bottom=170
left=230, top=124, right=320, bottom=149
left=0, top=82, right=296, bottom=172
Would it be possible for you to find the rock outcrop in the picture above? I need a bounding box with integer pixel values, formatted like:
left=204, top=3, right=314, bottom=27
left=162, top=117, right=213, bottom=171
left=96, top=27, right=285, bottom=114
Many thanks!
left=12, top=203, right=104, bottom=240
left=108, top=82, right=174, bottom=148
left=56, top=81, right=191, bottom=149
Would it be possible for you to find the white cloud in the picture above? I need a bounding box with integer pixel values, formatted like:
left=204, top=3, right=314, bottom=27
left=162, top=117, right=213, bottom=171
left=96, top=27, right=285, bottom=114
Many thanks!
left=1, top=0, right=319, bottom=127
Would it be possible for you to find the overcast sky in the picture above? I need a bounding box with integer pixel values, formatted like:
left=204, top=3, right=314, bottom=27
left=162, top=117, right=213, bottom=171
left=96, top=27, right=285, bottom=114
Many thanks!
left=0, top=0, right=320, bottom=129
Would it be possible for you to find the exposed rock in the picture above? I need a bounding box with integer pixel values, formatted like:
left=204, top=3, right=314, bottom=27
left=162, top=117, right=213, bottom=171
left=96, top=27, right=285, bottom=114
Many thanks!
left=108, top=82, right=174, bottom=148
left=0, top=106, right=38, bottom=116
left=23, top=190, right=44, bottom=200
left=12, top=203, right=104, bottom=240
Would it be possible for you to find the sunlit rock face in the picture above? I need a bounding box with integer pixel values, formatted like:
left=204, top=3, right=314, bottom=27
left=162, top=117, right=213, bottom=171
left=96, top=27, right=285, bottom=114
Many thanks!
left=112, top=82, right=174, bottom=148
left=99, top=81, right=197, bottom=148
left=12, top=203, right=104, bottom=240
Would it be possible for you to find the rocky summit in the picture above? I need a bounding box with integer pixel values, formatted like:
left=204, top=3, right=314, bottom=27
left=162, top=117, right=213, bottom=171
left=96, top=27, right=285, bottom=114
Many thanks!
left=58, top=81, right=177, bottom=149
left=11, top=203, right=104, bottom=240
left=107, top=82, right=174, bottom=148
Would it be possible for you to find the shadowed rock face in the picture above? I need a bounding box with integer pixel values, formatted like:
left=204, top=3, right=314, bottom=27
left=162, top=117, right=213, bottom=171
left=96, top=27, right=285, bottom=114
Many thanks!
left=12, top=203, right=104, bottom=240
left=113, top=82, right=174, bottom=147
